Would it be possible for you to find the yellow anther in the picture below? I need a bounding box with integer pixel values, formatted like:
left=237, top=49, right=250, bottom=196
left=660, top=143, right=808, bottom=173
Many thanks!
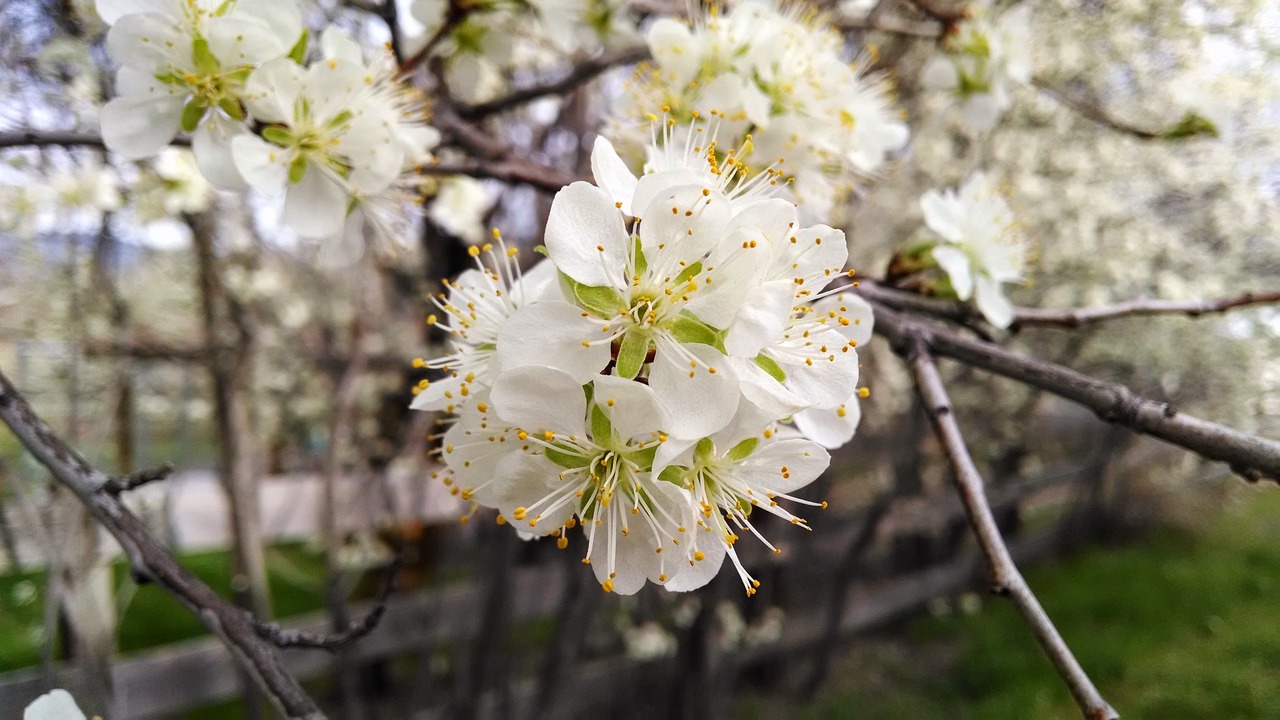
left=513, top=507, right=528, bottom=521
left=602, top=579, right=615, bottom=593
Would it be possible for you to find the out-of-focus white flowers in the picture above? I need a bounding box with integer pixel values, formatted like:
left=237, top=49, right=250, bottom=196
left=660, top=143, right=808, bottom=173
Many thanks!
left=921, top=4, right=1032, bottom=134
left=24, top=689, right=87, bottom=720
left=96, top=2, right=439, bottom=259
left=429, top=176, right=497, bottom=245
left=921, top=172, right=1026, bottom=328
left=133, top=148, right=213, bottom=222
left=414, top=134, right=871, bottom=596
left=610, top=1, right=907, bottom=221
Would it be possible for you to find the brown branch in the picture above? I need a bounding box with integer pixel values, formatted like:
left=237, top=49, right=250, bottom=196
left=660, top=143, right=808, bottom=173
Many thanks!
left=838, top=14, right=947, bottom=38
left=100, top=462, right=175, bottom=496
left=1032, top=80, right=1162, bottom=140
left=0, top=131, right=189, bottom=150
left=423, top=157, right=580, bottom=194
left=1014, top=291, right=1280, bottom=328
left=904, top=343, right=1118, bottom=720
left=0, top=368, right=327, bottom=720
left=870, top=301, right=1280, bottom=483
left=252, top=557, right=399, bottom=653
left=458, top=45, right=651, bottom=119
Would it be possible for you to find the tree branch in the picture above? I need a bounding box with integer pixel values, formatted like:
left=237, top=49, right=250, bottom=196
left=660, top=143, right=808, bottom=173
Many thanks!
left=457, top=46, right=651, bottom=119
left=423, top=157, right=580, bottom=194
left=100, top=462, right=175, bottom=496
left=869, top=301, right=1280, bottom=483
left=1032, top=80, right=1162, bottom=140
left=0, top=368, right=327, bottom=720
left=904, top=343, right=1118, bottom=720
left=0, top=131, right=188, bottom=150
left=1013, top=291, right=1280, bottom=328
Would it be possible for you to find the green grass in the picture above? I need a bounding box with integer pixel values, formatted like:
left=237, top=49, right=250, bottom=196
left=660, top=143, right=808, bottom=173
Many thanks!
left=756, top=489, right=1280, bottom=719
left=0, top=542, right=330, bottom=671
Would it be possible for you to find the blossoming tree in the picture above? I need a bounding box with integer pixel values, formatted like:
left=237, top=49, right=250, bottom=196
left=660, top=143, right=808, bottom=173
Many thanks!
left=1, top=0, right=1278, bottom=717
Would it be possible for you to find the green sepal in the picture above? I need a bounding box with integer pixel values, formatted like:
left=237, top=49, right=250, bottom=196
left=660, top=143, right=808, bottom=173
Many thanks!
left=546, top=446, right=591, bottom=469
left=288, top=155, right=309, bottom=184
left=218, top=97, right=245, bottom=121
left=262, top=126, right=293, bottom=146
left=694, top=437, right=715, bottom=464
left=632, top=236, right=647, bottom=278
left=670, top=312, right=725, bottom=352
left=625, top=444, right=658, bottom=471
left=154, top=70, right=186, bottom=87
left=560, top=272, right=623, bottom=319
left=1160, top=112, right=1219, bottom=140
left=287, top=30, right=309, bottom=65
left=180, top=99, right=209, bottom=133
left=191, top=37, right=220, bottom=76
left=673, top=260, right=702, bottom=285
left=616, top=331, right=650, bottom=380
left=727, top=437, right=759, bottom=462
left=753, top=354, right=786, bottom=383
left=590, top=404, right=613, bottom=444
left=657, top=465, right=687, bottom=485
left=213, top=0, right=234, bottom=16
left=533, top=244, right=549, bottom=257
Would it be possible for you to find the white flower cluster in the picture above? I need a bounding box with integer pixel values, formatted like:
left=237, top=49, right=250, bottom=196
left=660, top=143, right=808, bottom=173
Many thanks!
left=410, top=0, right=639, bottom=103
left=96, top=0, right=440, bottom=254
left=920, top=4, right=1032, bottom=134
left=920, top=173, right=1026, bottom=328
left=0, top=155, right=121, bottom=238
left=610, top=0, right=908, bottom=221
left=24, top=689, right=86, bottom=720
left=411, top=131, right=874, bottom=595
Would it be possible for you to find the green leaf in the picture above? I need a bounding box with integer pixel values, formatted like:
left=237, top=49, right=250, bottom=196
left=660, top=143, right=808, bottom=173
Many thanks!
left=546, top=447, right=591, bottom=469
left=218, top=97, right=244, bottom=121
left=657, top=465, right=686, bottom=485
left=670, top=312, right=724, bottom=350
left=727, top=437, right=759, bottom=462
left=673, top=260, right=702, bottom=285
left=590, top=404, right=613, bottom=444
left=287, top=30, right=309, bottom=65
left=753, top=354, right=786, bottom=383
left=262, top=126, right=293, bottom=146
left=616, top=331, right=650, bottom=380
left=1160, top=112, right=1219, bottom=140
left=180, top=99, right=208, bottom=133
left=533, top=244, right=549, bottom=257
left=191, top=37, right=220, bottom=76
left=288, top=155, right=309, bottom=184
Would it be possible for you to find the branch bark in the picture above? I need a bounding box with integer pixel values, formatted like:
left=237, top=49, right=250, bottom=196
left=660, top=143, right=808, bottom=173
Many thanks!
left=904, top=343, right=1118, bottom=720
left=0, top=369, right=327, bottom=720
left=1013, top=291, right=1280, bottom=328
left=870, top=301, right=1280, bottom=483
left=457, top=46, right=651, bottom=119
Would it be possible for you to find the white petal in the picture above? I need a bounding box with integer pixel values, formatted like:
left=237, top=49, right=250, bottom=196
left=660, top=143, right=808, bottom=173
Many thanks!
left=230, top=134, right=289, bottom=193
left=723, top=280, right=795, bottom=357
left=725, top=198, right=797, bottom=249
left=206, top=15, right=294, bottom=67
left=681, top=226, right=769, bottom=329
left=733, top=356, right=810, bottom=419
left=320, top=27, right=365, bottom=65
left=106, top=12, right=188, bottom=70
left=590, top=136, right=638, bottom=215
left=492, top=452, right=576, bottom=536
left=192, top=113, right=248, bottom=190
left=96, top=0, right=173, bottom=24
left=233, top=0, right=304, bottom=54
left=594, top=374, right=666, bottom=442
left=636, top=181, right=731, bottom=264
left=793, top=398, right=861, bottom=450
left=664, top=520, right=726, bottom=592
left=920, top=189, right=964, bottom=243
left=409, top=373, right=465, bottom=412
left=974, top=275, right=1014, bottom=328
left=491, top=365, right=587, bottom=435
left=779, top=327, right=860, bottom=410
left=545, top=182, right=630, bottom=289
left=814, top=291, right=874, bottom=346
left=649, top=340, right=738, bottom=439
left=646, top=18, right=699, bottom=88
left=283, top=168, right=350, bottom=239
left=496, top=301, right=612, bottom=383
left=100, top=93, right=184, bottom=158
left=740, top=438, right=830, bottom=494
left=242, top=58, right=304, bottom=124
left=24, top=689, right=87, bottom=720
left=932, top=245, right=974, bottom=300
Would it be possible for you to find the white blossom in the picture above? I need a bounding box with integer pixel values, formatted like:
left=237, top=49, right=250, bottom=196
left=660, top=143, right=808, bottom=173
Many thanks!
left=429, top=176, right=497, bottom=244
left=921, top=172, right=1026, bottom=328
left=920, top=4, right=1032, bottom=134
left=24, top=689, right=87, bottom=720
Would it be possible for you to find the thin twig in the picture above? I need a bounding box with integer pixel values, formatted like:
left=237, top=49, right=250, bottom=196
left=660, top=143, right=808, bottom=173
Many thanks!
left=1014, top=291, right=1280, bottom=328
left=0, top=131, right=189, bottom=150
left=838, top=14, right=946, bottom=38
left=252, top=556, right=400, bottom=653
left=1032, top=80, right=1162, bottom=140
left=0, top=368, right=327, bottom=720
left=904, top=342, right=1118, bottom=720
left=458, top=46, right=651, bottom=119
left=100, top=462, right=175, bottom=495
left=423, top=157, right=580, bottom=194
left=870, top=301, right=1280, bottom=483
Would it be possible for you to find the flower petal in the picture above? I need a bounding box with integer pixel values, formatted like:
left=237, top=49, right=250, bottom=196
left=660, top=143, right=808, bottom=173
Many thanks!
left=491, top=365, right=587, bottom=436
left=594, top=374, right=666, bottom=442
left=793, top=397, right=861, bottom=450
left=545, top=182, right=630, bottom=289
left=230, top=134, right=289, bottom=193
left=24, top=689, right=87, bottom=720
left=649, top=340, right=738, bottom=439
left=192, top=113, right=248, bottom=190
left=932, top=245, right=974, bottom=300
left=496, top=301, right=612, bottom=383
left=100, top=93, right=184, bottom=158
left=974, top=274, right=1014, bottom=328
left=283, top=167, right=350, bottom=239
left=242, top=57, right=304, bottom=124
left=590, top=135, right=638, bottom=215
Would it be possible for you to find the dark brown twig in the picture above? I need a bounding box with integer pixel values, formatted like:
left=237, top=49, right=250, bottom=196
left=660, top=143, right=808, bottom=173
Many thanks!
left=458, top=46, right=651, bottom=119
left=423, top=157, right=580, bottom=194
left=905, top=343, right=1118, bottom=720
left=870, top=301, right=1280, bottom=483
left=1032, top=80, right=1162, bottom=140
left=0, top=131, right=189, bottom=150
left=1014, top=291, right=1280, bottom=328
left=100, top=462, right=175, bottom=495
left=0, top=368, right=327, bottom=720
left=252, top=556, right=400, bottom=653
